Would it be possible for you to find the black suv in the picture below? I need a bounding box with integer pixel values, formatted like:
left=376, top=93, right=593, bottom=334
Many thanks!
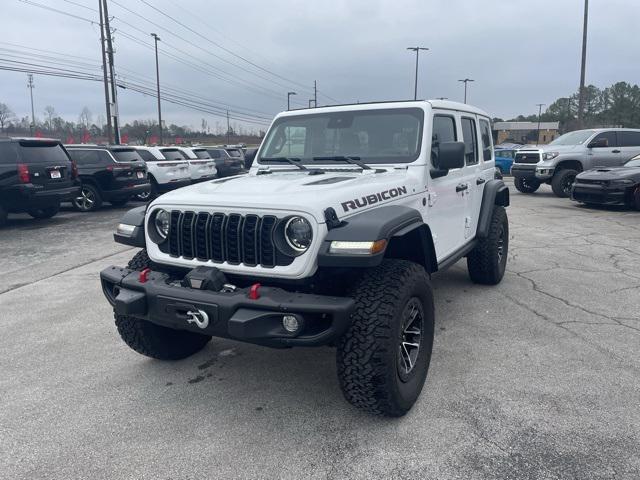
left=65, top=145, right=150, bottom=212
left=204, top=146, right=245, bottom=177
left=0, top=137, right=79, bottom=226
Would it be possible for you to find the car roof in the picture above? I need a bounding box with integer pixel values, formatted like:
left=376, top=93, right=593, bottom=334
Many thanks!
left=64, top=144, right=136, bottom=150
left=0, top=136, right=61, bottom=143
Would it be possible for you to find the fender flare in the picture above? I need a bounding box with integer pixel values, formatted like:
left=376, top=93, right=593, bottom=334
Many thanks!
left=317, top=205, right=437, bottom=271
left=113, top=205, right=147, bottom=247
left=476, top=179, right=509, bottom=239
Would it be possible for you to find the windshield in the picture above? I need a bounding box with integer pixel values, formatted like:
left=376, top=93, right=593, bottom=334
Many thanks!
left=625, top=158, right=640, bottom=168
left=160, top=148, right=187, bottom=161
left=258, top=108, right=424, bottom=165
left=549, top=130, right=595, bottom=146
left=192, top=149, right=211, bottom=159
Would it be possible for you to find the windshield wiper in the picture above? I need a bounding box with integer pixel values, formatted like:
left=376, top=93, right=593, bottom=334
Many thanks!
left=258, top=157, right=324, bottom=175
left=311, top=156, right=373, bottom=170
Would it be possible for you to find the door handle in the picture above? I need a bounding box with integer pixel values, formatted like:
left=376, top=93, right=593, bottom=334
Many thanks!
left=476, top=178, right=486, bottom=185
left=456, top=184, right=468, bottom=193
left=612, top=149, right=621, bottom=153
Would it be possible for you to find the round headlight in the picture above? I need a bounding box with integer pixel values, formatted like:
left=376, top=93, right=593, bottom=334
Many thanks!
left=284, top=216, right=312, bottom=252
left=154, top=209, right=170, bottom=240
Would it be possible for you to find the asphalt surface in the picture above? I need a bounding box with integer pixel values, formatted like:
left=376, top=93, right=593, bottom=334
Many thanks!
left=1, top=183, right=639, bottom=479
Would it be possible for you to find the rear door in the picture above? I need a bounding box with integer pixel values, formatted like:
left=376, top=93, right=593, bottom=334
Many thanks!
left=460, top=116, right=484, bottom=241
left=589, top=131, right=620, bottom=167
left=16, top=141, right=74, bottom=190
left=618, top=131, right=640, bottom=162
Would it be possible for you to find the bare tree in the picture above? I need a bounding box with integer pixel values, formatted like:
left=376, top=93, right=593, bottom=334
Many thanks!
left=78, top=106, right=92, bottom=129
left=43, top=105, right=56, bottom=132
left=0, top=102, right=15, bottom=132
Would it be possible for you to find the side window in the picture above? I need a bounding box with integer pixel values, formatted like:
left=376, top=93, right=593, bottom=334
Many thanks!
left=592, top=131, right=618, bottom=148
left=461, top=117, right=478, bottom=165
left=98, top=151, right=114, bottom=164
left=431, top=115, right=456, bottom=165
left=620, top=131, right=640, bottom=147
left=209, top=150, right=220, bottom=158
left=479, top=119, right=492, bottom=161
left=68, top=150, right=100, bottom=165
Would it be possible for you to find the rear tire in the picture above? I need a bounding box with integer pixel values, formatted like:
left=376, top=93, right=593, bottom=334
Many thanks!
left=72, top=184, right=102, bottom=212
left=551, top=169, right=578, bottom=198
left=115, top=249, right=211, bottom=360
left=28, top=203, right=60, bottom=219
left=467, top=206, right=508, bottom=285
left=136, top=178, right=157, bottom=201
left=514, top=177, right=540, bottom=193
left=337, top=259, right=434, bottom=417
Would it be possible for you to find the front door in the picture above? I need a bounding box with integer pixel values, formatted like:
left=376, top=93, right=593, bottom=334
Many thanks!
left=589, top=131, right=621, bottom=167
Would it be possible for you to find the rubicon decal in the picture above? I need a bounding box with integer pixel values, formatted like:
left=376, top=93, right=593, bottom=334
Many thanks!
left=341, top=186, right=408, bottom=212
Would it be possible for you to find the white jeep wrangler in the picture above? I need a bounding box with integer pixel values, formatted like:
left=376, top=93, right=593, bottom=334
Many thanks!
left=101, top=100, right=510, bottom=416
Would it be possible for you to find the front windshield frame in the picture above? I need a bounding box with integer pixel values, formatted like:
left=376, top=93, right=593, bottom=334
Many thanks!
left=257, top=107, right=425, bottom=166
left=549, top=130, right=595, bottom=146
left=624, top=158, right=640, bottom=168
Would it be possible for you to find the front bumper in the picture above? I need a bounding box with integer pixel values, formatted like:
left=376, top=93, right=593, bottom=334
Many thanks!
left=571, top=183, right=627, bottom=205
left=510, top=164, right=539, bottom=181
left=100, top=266, right=355, bottom=348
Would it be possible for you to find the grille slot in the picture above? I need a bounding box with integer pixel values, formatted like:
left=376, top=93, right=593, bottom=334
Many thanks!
left=514, top=152, right=541, bottom=164
left=169, top=211, right=282, bottom=267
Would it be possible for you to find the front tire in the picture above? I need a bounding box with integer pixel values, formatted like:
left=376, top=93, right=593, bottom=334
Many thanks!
left=337, top=260, right=435, bottom=417
left=28, top=203, right=60, bottom=219
left=551, top=169, right=578, bottom=198
left=114, top=249, right=211, bottom=360
left=467, top=206, right=508, bottom=285
left=514, top=177, right=540, bottom=193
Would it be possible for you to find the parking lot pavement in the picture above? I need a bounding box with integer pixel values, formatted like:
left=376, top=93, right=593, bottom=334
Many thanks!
left=1, top=182, right=639, bottom=480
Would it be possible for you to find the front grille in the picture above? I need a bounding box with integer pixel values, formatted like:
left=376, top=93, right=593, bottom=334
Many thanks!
left=514, top=152, right=541, bottom=164
left=575, top=178, right=608, bottom=185
left=168, top=211, right=281, bottom=267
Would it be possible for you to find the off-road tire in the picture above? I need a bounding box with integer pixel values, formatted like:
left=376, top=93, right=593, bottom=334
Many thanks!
left=0, top=204, right=7, bottom=226
left=114, top=249, right=211, bottom=360
left=27, top=204, right=60, bottom=219
left=514, top=177, right=540, bottom=194
left=467, top=206, right=508, bottom=285
left=337, top=259, right=435, bottom=417
left=72, top=184, right=102, bottom=212
left=109, top=197, right=130, bottom=207
left=551, top=169, right=578, bottom=198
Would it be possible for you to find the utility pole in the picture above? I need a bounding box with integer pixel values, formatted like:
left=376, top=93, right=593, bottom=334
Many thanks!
left=151, top=33, right=163, bottom=145
left=536, top=103, right=545, bottom=145
left=287, top=91, right=296, bottom=111
left=577, top=0, right=589, bottom=129
left=27, top=74, right=36, bottom=135
left=102, top=0, right=120, bottom=144
left=226, top=110, right=230, bottom=145
left=406, top=47, right=429, bottom=100
left=314, top=80, right=317, bottom=107
left=458, top=78, right=474, bottom=103
left=98, top=0, right=112, bottom=143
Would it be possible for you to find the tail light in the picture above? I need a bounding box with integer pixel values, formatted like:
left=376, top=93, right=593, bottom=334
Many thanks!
left=17, top=163, right=30, bottom=183
left=71, top=160, right=79, bottom=179
left=107, top=164, right=131, bottom=171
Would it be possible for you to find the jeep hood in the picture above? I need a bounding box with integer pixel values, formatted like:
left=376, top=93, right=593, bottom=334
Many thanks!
left=152, top=169, right=417, bottom=223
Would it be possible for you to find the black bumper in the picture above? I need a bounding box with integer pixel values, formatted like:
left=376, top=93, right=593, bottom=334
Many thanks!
left=191, top=175, right=217, bottom=184
left=102, top=183, right=150, bottom=201
left=157, top=179, right=191, bottom=193
left=100, top=266, right=355, bottom=348
left=510, top=164, right=538, bottom=180
left=4, top=184, right=80, bottom=211
left=571, top=183, right=627, bottom=205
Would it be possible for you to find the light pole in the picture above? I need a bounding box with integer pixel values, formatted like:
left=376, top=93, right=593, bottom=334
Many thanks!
left=151, top=33, right=163, bottom=145
left=287, top=91, right=296, bottom=111
left=536, top=103, right=545, bottom=145
left=458, top=78, right=474, bottom=103
left=577, top=0, right=589, bottom=129
left=406, top=47, right=429, bottom=100
left=27, top=74, right=35, bottom=135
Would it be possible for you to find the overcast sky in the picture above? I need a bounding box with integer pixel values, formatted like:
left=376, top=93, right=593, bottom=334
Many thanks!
left=1, top=0, right=638, bottom=132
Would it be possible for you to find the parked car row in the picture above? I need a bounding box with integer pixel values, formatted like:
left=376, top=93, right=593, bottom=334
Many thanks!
left=508, top=128, right=640, bottom=210
left=0, top=138, right=248, bottom=224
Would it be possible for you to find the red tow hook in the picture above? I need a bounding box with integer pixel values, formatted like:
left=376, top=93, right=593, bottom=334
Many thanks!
left=248, top=283, right=261, bottom=300
left=139, top=268, right=151, bottom=283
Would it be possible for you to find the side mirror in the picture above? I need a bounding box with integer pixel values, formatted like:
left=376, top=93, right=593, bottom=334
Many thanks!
left=588, top=138, right=608, bottom=148
left=437, top=141, right=465, bottom=169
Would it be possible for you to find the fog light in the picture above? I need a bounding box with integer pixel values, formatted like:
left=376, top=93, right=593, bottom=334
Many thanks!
left=282, top=314, right=300, bottom=333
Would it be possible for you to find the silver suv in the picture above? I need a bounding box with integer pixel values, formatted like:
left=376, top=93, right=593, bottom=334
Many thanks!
left=511, top=128, right=640, bottom=197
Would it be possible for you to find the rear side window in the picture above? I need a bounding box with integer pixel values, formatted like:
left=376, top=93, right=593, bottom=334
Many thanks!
left=479, top=119, right=492, bottom=161
left=18, top=141, right=70, bottom=164
left=67, top=149, right=100, bottom=165
left=620, top=131, right=640, bottom=147
left=0, top=142, right=18, bottom=164
left=207, top=149, right=221, bottom=158
left=112, top=149, right=142, bottom=162
left=192, top=149, right=211, bottom=159
left=592, top=131, right=618, bottom=147
left=160, top=149, right=187, bottom=161
left=137, top=149, right=161, bottom=162
left=461, top=117, right=478, bottom=165
left=226, top=149, right=242, bottom=158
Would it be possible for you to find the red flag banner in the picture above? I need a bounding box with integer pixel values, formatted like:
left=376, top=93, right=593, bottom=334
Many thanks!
left=149, top=135, right=159, bottom=145
left=175, top=137, right=183, bottom=144
left=35, top=130, right=43, bottom=138
left=82, top=130, right=91, bottom=143
left=66, top=136, right=75, bottom=144
left=121, top=133, right=129, bottom=144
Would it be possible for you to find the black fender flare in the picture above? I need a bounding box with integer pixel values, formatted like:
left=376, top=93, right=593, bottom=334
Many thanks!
left=317, top=205, right=437, bottom=271
left=113, top=205, right=147, bottom=247
left=476, top=179, right=509, bottom=239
